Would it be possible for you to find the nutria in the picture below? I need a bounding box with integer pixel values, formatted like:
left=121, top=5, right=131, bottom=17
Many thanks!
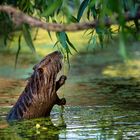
left=7, top=51, right=67, bottom=121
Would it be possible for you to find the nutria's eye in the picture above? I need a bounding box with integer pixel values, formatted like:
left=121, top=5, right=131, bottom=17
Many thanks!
left=48, top=59, right=51, bottom=62
left=38, top=68, right=43, bottom=73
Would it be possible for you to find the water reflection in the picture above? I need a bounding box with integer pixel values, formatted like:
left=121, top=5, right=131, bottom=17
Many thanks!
left=58, top=106, right=140, bottom=140
left=0, top=105, right=140, bottom=139
left=0, top=76, right=140, bottom=139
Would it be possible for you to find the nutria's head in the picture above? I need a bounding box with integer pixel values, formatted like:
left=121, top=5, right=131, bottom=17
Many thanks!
left=31, top=51, right=63, bottom=87
left=33, top=51, right=63, bottom=75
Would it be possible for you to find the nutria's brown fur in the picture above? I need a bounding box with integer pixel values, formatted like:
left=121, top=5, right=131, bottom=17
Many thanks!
left=7, top=51, right=67, bottom=121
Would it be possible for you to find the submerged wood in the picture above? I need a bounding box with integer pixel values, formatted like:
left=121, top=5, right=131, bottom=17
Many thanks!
left=7, top=51, right=67, bottom=122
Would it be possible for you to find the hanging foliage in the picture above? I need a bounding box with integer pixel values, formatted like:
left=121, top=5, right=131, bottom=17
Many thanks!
left=0, top=0, right=140, bottom=64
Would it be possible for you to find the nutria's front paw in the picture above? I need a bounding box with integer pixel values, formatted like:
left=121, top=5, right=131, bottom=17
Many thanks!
left=56, top=75, right=67, bottom=91
left=59, top=75, right=67, bottom=85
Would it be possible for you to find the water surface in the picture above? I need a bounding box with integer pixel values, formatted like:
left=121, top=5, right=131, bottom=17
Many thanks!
left=0, top=41, right=140, bottom=139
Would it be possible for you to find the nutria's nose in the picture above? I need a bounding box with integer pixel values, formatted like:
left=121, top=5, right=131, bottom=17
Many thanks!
left=54, top=51, right=61, bottom=55
left=54, top=51, right=63, bottom=59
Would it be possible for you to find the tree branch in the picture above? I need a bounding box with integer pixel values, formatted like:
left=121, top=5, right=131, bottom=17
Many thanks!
left=0, top=5, right=140, bottom=32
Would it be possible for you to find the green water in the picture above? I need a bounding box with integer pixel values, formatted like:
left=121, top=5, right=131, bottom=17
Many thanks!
left=0, top=39, right=140, bottom=139
left=1, top=105, right=140, bottom=140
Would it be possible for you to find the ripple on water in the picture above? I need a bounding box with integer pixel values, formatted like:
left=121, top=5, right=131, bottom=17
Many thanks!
left=51, top=105, right=140, bottom=140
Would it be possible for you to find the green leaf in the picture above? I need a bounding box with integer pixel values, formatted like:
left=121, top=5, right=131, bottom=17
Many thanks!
left=15, top=34, right=22, bottom=68
left=92, top=35, right=97, bottom=48
left=69, top=16, right=79, bottom=23
left=65, top=42, right=72, bottom=55
left=77, top=0, right=90, bottom=21
left=53, top=41, right=59, bottom=48
left=22, top=24, right=35, bottom=53
left=91, top=6, right=97, bottom=19
left=87, top=8, right=91, bottom=20
left=119, top=36, right=128, bottom=60
left=42, top=0, right=62, bottom=17
left=88, top=0, right=96, bottom=8
left=47, top=31, right=53, bottom=41
left=56, top=32, right=72, bottom=54
left=65, top=34, right=78, bottom=52
left=98, top=34, right=104, bottom=48
left=4, top=34, right=7, bottom=46
left=66, top=50, right=70, bottom=69
left=96, top=27, right=104, bottom=48
left=33, top=28, right=39, bottom=40
left=56, top=32, right=67, bottom=49
left=88, top=0, right=97, bottom=19
left=107, top=0, right=121, bottom=13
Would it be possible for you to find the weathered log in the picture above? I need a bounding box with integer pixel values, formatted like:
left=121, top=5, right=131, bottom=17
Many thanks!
left=7, top=51, right=67, bottom=122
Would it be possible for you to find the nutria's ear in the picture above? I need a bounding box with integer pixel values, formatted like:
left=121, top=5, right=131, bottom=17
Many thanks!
left=38, top=68, right=44, bottom=73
